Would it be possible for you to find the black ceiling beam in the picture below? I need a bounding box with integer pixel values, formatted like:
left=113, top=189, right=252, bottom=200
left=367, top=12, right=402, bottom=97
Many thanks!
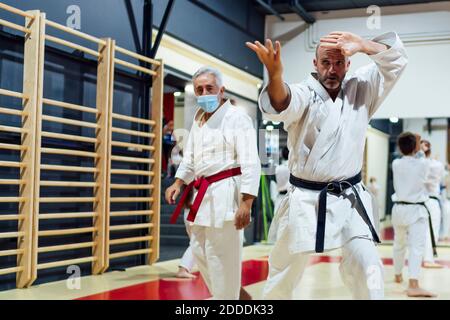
left=289, top=0, right=315, bottom=24
left=142, top=0, right=152, bottom=58
left=125, top=0, right=142, bottom=54
left=255, top=0, right=285, bottom=21
left=150, top=0, right=175, bottom=59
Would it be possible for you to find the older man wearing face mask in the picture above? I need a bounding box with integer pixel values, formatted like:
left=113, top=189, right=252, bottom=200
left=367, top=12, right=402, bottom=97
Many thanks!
left=247, top=31, right=407, bottom=299
left=165, top=66, right=261, bottom=300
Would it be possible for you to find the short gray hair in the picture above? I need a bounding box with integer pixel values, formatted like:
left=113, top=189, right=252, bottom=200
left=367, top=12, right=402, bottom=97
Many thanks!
left=192, top=66, right=223, bottom=87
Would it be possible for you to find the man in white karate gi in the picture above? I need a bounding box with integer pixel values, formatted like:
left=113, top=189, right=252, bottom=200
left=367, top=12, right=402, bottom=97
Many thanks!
left=247, top=31, right=407, bottom=299
left=421, top=140, right=445, bottom=268
left=391, top=132, right=436, bottom=297
left=165, top=66, right=261, bottom=300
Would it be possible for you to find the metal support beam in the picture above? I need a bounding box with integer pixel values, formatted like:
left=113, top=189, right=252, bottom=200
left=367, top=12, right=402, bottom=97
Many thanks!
left=141, top=1, right=154, bottom=267
left=125, top=0, right=142, bottom=54
left=289, top=0, right=315, bottom=24
left=142, top=0, right=153, bottom=77
left=150, top=0, right=175, bottom=59
left=255, top=0, right=285, bottom=21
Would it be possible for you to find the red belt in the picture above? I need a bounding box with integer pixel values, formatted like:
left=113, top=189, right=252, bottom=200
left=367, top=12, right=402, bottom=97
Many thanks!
left=170, top=167, right=242, bottom=224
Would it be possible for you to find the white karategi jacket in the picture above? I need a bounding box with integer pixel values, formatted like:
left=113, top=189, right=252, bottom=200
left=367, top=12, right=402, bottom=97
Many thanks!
left=175, top=100, right=261, bottom=228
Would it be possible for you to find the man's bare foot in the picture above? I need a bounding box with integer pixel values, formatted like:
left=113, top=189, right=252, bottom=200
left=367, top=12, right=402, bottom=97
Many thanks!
left=239, top=287, right=252, bottom=300
left=423, top=262, right=444, bottom=269
left=394, top=274, right=403, bottom=283
left=406, top=287, right=437, bottom=298
left=176, top=267, right=196, bottom=279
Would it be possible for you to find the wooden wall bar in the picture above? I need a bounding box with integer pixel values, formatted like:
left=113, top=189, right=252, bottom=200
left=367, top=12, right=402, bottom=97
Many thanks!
left=0, top=2, right=163, bottom=288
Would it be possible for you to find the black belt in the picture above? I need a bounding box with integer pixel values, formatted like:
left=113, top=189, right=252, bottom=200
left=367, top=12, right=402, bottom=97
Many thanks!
left=289, top=172, right=380, bottom=253
left=279, top=190, right=288, bottom=195
left=393, top=201, right=437, bottom=257
left=430, top=196, right=440, bottom=202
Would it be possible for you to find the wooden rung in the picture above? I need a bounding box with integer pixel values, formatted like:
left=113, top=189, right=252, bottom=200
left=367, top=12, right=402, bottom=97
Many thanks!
left=110, top=210, right=154, bottom=217
left=111, top=127, right=155, bottom=138
left=110, top=197, right=154, bottom=203
left=38, top=242, right=95, bottom=253
left=109, top=248, right=152, bottom=260
left=0, top=179, right=24, bottom=185
left=0, top=266, right=24, bottom=276
left=0, top=143, right=26, bottom=151
left=110, top=169, right=155, bottom=176
left=0, top=125, right=27, bottom=134
left=0, top=231, right=25, bottom=239
left=45, top=35, right=100, bottom=57
left=0, top=161, right=26, bottom=168
left=0, top=197, right=26, bottom=203
left=111, top=155, right=155, bottom=164
left=0, top=3, right=35, bottom=19
left=39, top=197, right=97, bottom=203
left=110, top=223, right=153, bottom=231
left=46, top=20, right=106, bottom=45
left=111, top=141, right=155, bottom=152
left=0, top=214, right=24, bottom=221
left=40, top=164, right=99, bottom=173
left=41, top=147, right=99, bottom=158
left=0, top=88, right=27, bottom=100
left=115, top=58, right=157, bottom=76
left=0, top=249, right=24, bottom=257
left=0, top=107, right=25, bottom=116
left=115, top=46, right=161, bottom=66
left=109, top=236, right=153, bottom=245
left=37, top=256, right=96, bottom=270
left=0, top=18, right=31, bottom=34
left=110, top=184, right=155, bottom=190
left=112, top=113, right=155, bottom=126
left=42, top=131, right=98, bottom=144
left=38, top=227, right=96, bottom=237
left=39, top=212, right=96, bottom=220
left=40, top=181, right=99, bottom=188
left=43, top=98, right=99, bottom=114
left=42, top=115, right=99, bottom=129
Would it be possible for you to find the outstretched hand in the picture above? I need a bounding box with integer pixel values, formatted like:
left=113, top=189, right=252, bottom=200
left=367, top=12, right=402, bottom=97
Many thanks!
left=246, top=39, right=283, bottom=79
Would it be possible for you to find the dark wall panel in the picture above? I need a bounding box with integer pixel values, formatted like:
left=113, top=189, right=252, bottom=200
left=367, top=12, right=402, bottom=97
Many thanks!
left=153, top=0, right=264, bottom=77
left=2, top=0, right=265, bottom=77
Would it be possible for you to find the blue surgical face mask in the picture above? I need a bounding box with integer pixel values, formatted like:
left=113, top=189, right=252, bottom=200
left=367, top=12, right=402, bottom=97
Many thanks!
left=197, top=94, right=220, bottom=113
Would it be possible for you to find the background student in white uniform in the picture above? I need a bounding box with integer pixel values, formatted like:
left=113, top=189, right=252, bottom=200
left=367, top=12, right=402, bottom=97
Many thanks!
left=391, top=132, right=436, bottom=298
left=441, top=165, right=450, bottom=241
left=368, top=177, right=383, bottom=221
left=421, top=140, right=445, bottom=268
left=270, top=146, right=290, bottom=213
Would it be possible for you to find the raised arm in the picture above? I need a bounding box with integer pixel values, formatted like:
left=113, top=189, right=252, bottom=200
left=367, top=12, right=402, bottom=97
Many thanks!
left=247, top=40, right=311, bottom=129
left=246, top=40, right=290, bottom=112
